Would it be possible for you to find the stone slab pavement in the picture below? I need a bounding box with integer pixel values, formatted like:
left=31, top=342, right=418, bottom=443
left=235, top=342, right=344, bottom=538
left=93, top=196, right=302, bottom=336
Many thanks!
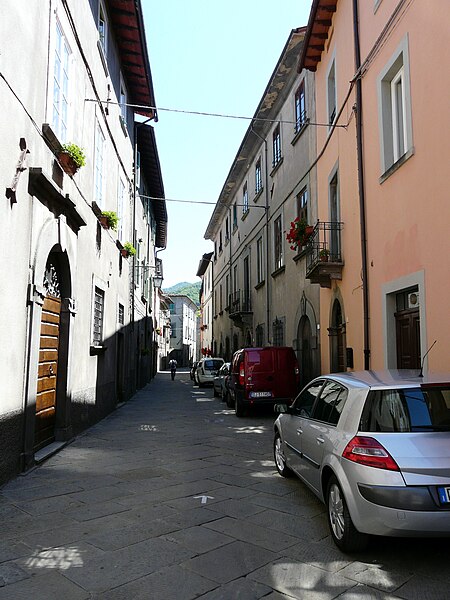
left=1, top=369, right=449, bottom=599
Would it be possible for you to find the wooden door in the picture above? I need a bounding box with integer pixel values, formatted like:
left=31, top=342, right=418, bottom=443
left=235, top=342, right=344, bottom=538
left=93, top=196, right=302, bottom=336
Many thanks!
left=35, top=296, right=61, bottom=451
left=395, top=309, right=421, bottom=369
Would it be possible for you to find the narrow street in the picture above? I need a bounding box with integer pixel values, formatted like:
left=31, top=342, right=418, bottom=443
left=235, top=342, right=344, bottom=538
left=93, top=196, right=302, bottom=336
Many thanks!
left=0, top=371, right=449, bottom=600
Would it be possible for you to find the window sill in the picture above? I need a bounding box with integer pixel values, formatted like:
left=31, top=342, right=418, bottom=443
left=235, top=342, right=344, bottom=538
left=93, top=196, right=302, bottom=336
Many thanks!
left=254, top=188, right=263, bottom=202
left=379, top=147, right=415, bottom=184
left=270, top=157, right=284, bottom=177
left=90, top=344, right=107, bottom=356
left=271, top=265, right=286, bottom=279
left=241, top=209, right=250, bottom=221
left=291, top=120, right=309, bottom=146
left=255, top=280, right=265, bottom=290
left=293, top=247, right=308, bottom=262
left=232, top=224, right=238, bottom=234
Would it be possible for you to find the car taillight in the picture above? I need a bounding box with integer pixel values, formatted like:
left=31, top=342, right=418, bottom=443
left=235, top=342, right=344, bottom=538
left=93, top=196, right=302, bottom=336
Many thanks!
left=342, top=436, right=399, bottom=471
left=239, top=366, right=245, bottom=386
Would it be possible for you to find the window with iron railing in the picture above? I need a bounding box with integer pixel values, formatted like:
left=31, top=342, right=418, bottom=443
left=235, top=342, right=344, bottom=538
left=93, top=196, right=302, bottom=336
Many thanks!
left=92, top=287, right=105, bottom=345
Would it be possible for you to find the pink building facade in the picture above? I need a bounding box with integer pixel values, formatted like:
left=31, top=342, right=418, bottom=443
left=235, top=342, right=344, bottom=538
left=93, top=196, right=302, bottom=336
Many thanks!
left=300, top=0, right=449, bottom=373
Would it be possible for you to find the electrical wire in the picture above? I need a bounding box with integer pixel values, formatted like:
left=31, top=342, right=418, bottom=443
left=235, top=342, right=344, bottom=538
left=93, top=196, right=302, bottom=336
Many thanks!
left=84, top=99, right=348, bottom=129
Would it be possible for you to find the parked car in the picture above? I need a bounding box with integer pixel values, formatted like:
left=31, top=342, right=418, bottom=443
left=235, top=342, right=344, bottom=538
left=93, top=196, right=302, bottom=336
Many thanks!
left=213, top=362, right=230, bottom=398
left=273, top=370, right=450, bottom=552
left=190, top=361, right=200, bottom=381
left=228, top=347, right=300, bottom=416
left=195, top=358, right=225, bottom=387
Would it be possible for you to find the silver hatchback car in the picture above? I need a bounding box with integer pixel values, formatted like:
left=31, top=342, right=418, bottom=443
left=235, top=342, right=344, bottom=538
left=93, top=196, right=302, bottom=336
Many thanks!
left=273, top=370, right=450, bottom=552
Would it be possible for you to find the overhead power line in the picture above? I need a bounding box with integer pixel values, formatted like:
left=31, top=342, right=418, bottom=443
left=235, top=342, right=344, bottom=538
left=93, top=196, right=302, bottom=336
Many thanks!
left=84, top=99, right=348, bottom=129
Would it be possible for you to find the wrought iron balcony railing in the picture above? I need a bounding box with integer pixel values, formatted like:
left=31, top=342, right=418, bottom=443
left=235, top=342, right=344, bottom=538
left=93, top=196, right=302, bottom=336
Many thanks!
left=229, top=290, right=252, bottom=315
left=305, top=221, right=344, bottom=288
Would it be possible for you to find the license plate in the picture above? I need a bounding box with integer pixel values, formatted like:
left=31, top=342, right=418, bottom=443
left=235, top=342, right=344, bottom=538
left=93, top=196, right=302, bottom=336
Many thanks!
left=249, top=391, right=273, bottom=398
left=438, top=487, right=450, bottom=504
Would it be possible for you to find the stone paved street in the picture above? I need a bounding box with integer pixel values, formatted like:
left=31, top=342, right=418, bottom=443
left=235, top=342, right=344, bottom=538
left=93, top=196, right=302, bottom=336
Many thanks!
left=1, top=370, right=449, bottom=599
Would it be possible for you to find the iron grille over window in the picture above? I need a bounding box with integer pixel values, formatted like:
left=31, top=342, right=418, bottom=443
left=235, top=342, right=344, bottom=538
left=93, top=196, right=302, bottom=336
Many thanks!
left=272, top=317, right=285, bottom=346
left=93, top=287, right=104, bottom=344
left=118, top=303, right=124, bottom=325
left=295, top=81, right=306, bottom=132
left=272, top=124, right=281, bottom=167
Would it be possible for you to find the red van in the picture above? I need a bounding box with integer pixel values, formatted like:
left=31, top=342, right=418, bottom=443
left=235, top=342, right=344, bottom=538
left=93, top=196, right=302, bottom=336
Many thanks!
left=227, top=347, right=300, bottom=417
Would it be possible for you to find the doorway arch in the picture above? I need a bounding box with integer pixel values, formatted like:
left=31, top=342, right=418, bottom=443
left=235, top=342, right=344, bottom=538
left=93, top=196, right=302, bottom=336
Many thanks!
left=329, top=299, right=346, bottom=372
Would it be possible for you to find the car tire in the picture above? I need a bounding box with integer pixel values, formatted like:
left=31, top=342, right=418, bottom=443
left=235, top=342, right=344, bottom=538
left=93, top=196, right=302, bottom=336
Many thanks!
left=274, top=433, right=293, bottom=477
left=213, top=386, right=219, bottom=397
left=326, top=475, right=369, bottom=553
left=235, top=396, right=245, bottom=417
left=225, top=392, right=233, bottom=408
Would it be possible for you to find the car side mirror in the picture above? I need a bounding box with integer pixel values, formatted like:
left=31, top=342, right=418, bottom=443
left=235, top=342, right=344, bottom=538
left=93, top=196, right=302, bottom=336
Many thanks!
left=274, top=403, right=290, bottom=414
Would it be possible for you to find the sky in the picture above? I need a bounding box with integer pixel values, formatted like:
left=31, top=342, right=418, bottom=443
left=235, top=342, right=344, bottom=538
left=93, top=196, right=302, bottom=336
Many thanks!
left=142, top=0, right=313, bottom=288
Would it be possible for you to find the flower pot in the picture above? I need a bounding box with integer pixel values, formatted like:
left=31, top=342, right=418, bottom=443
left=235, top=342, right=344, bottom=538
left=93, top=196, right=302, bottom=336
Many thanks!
left=120, top=248, right=129, bottom=258
left=58, top=151, right=79, bottom=176
left=99, top=215, right=110, bottom=229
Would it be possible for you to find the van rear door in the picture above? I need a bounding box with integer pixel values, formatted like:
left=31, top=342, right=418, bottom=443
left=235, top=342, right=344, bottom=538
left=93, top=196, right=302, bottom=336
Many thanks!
left=245, top=348, right=276, bottom=399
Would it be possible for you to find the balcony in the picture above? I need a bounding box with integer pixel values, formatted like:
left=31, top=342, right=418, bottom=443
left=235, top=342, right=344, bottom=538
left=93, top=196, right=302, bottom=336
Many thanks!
left=305, top=221, right=344, bottom=288
left=228, top=290, right=253, bottom=328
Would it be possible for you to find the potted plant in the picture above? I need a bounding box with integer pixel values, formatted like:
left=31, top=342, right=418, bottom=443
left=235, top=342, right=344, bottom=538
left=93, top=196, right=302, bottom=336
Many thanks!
left=120, top=241, right=136, bottom=258
left=286, top=217, right=314, bottom=252
left=99, top=211, right=119, bottom=231
left=58, top=143, right=86, bottom=176
left=319, top=248, right=330, bottom=262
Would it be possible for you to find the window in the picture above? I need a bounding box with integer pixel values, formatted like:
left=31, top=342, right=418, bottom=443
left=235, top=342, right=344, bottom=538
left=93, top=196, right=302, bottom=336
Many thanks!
left=117, top=177, right=125, bottom=241
left=119, top=77, right=128, bottom=135
left=52, top=20, right=71, bottom=142
left=274, top=215, right=283, bottom=270
left=98, top=0, right=108, bottom=55
left=219, top=231, right=223, bottom=253
left=295, top=80, right=307, bottom=132
left=272, top=124, right=281, bottom=167
left=272, top=317, right=285, bottom=347
left=291, top=380, right=325, bottom=418
left=255, top=158, right=262, bottom=194
left=92, top=287, right=105, bottom=345
left=255, top=324, right=264, bottom=347
left=327, top=58, right=336, bottom=126
left=118, top=303, right=124, bottom=325
left=256, top=236, right=264, bottom=283
left=242, top=182, right=249, bottom=214
left=312, top=381, right=348, bottom=425
left=225, top=217, right=230, bottom=241
left=219, top=284, right=223, bottom=312
left=297, top=186, right=308, bottom=223
left=94, top=120, right=105, bottom=206
left=377, top=37, right=413, bottom=174
left=232, top=203, right=238, bottom=229
left=135, top=151, right=141, bottom=188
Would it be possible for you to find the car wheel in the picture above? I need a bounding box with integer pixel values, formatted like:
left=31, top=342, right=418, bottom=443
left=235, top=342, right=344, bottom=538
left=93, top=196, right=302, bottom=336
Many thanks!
left=326, top=475, right=369, bottom=552
left=225, top=391, right=233, bottom=408
left=213, top=386, right=219, bottom=397
left=235, top=396, right=245, bottom=417
left=274, top=433, right=292, bottom=477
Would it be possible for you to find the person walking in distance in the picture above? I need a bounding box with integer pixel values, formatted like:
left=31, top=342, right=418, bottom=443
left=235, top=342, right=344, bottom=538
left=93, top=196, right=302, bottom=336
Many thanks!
left=169, top=358, right=177, bottom=380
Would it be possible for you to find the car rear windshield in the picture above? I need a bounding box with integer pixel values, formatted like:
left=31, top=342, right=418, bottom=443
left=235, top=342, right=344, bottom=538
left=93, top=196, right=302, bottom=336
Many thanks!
left=246, top=350, right=274, bottom=373
left=203, top=360, right=223, bottom=371
left=360, top=386, right=450, bottom=432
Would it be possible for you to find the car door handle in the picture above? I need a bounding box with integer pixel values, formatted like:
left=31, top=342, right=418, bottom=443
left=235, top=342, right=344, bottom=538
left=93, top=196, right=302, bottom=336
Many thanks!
left=316, top=437, right=325, bottom=444
left=296, top=428, right=303, bottom=434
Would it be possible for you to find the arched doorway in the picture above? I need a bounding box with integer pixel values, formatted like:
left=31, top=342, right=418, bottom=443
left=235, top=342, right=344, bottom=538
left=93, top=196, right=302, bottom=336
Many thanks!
left=297, top=315, right=314, bottom=387
left=329, top=299, right=346, bottom=373
left=34, top=252, right=72, bottom=452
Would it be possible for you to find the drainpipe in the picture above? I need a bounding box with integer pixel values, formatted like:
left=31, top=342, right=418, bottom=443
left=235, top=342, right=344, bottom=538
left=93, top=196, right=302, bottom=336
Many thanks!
left=353, top=0, right=370, bottom=370
left=250, top=126, right=271, bottom=345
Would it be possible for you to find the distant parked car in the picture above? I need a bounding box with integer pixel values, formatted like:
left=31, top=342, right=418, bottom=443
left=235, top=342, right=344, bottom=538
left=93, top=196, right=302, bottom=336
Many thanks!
left=195, top=358, right=225, bottom=387
left=228, top=347, right=300, bottom=416
left=213, top=362, right=230, bottom=398
left=190, top=361, right=200, bottom=381
left=273, top=370, right=450, bottom=552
